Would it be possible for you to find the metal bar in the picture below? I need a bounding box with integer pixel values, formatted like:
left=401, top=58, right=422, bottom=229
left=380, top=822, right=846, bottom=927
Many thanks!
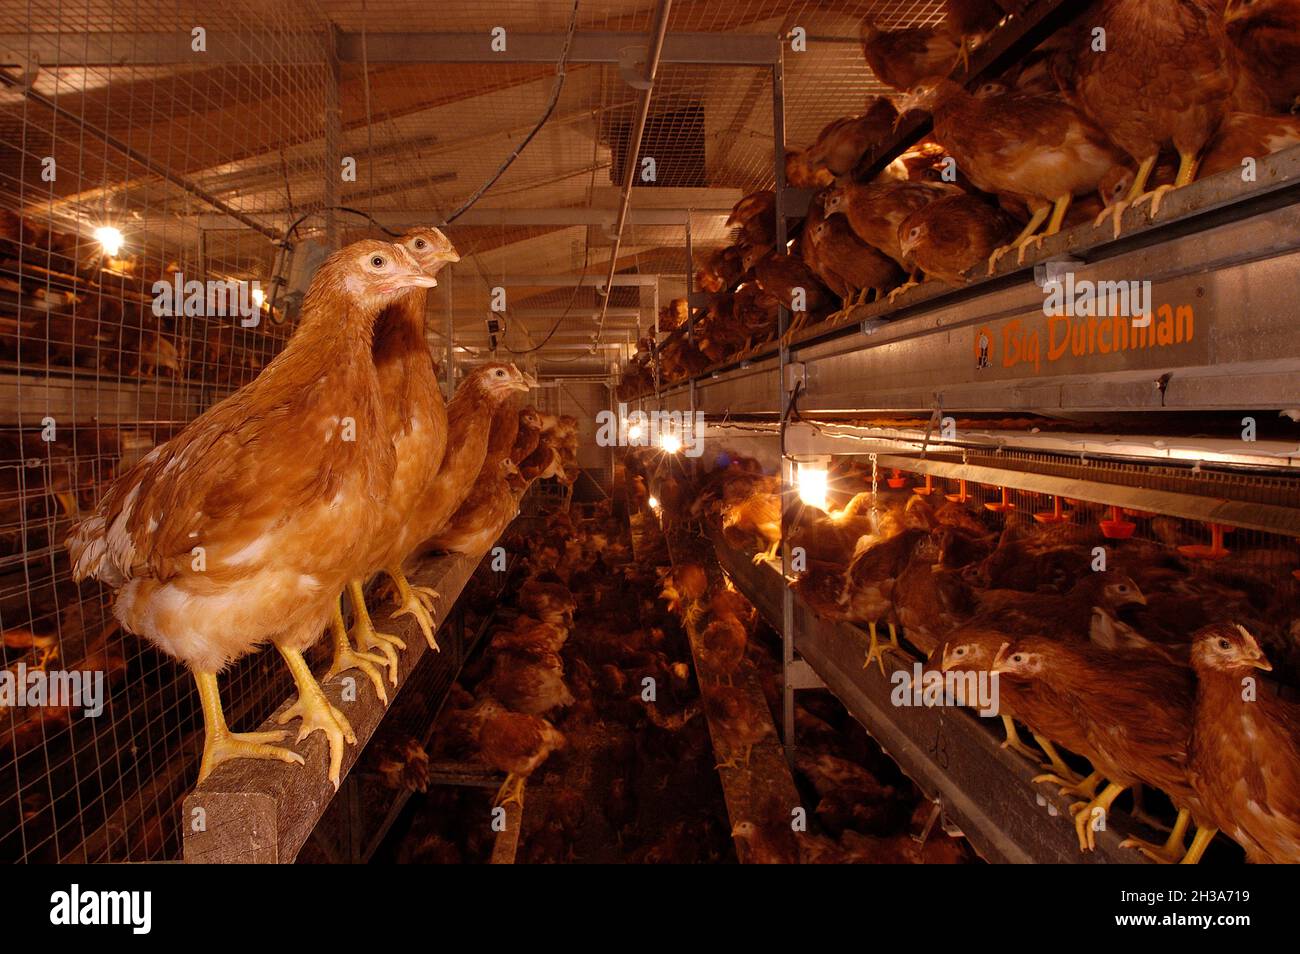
left=337, top=31, right=777, bottom=66
left=595, top=0, right=673, bottom=340
left=851, top=0, right=1082, bottom=183
left=195, top=206, right=733, bottom=231
left=0, top=74, right=282, bottom=243
left=0, top=31, right=780, bottom=67
left=771, top=52, right=797, bottom=764
left=324, top=26, right=342, bottom=250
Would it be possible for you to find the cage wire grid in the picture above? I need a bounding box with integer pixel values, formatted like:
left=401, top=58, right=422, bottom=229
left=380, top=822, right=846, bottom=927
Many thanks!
left=0, top=0, right=951, bottom=860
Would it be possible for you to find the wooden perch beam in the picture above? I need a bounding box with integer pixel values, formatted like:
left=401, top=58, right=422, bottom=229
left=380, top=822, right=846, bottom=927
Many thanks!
left=181, top=551, right=483, bottom=863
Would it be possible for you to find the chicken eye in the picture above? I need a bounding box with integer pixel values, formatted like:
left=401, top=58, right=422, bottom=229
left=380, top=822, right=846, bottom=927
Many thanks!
left=371, top=255, right=387, bottom=269
left=1012, top=653, right=1025, bottom=664
left=1218, top=638, right=1231, bottom=650
left=954, top=646, right=967, bottom=657
left=413, top=238, right=427, bottom=249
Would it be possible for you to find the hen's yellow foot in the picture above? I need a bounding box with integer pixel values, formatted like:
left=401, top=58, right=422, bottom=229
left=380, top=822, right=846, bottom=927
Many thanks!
left=199, top=729, right=304, bottom=783
left=386, top=567, right=441, bottom=650
left=999, top=723, right=1042, bottom=763
left=1121, top=809, right=1192, bottom=864
left=1071, top=782, right=1125, bottom=852
left=324, top=602, right=389, bottom=705
left=863, top=621, right=907, bottom=675
left=193, top=671, right=304, bottom=783
left=276, top=646, right=356, bottom=790
left=887, top=280, right=919, bottom=303
left=348, top=579, right=404, bottom=682
left=1131, top=184, right=1176, bottom=221
left=494, top=773, right=526, bottom=808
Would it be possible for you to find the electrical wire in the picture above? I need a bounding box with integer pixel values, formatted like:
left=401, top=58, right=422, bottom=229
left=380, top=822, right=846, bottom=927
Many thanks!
left=443, top=0, right=582, bottom=225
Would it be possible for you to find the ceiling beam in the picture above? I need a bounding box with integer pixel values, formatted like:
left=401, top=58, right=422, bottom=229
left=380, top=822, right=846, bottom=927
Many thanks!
left=0, top=31, right=779, bottom=67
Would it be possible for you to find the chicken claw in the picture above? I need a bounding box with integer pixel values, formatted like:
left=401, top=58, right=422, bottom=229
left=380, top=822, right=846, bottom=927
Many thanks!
left=276, top=646, right=357, bottom=790
left=1034, top=769, right=1103, bottom=800
left=194, top=672, right=304, bottom=784
left=494, top=773, right=526, bottom=809
left=1120, top=808, right=1194, bottom=864
left=886, top=280, right=919, bottom=304
left=324, top=602, right=389, bottom=706
left=862, top=621, right=908, bottom=675
left=1070, top=781, right=1125, bottom=852
left=348, top=579, right=405, bottom=683
left=1130, top=184, right=1176, bottom=222
left=385, top=566, right=440, bottom=651
left=998, top=716, right=1042, bottom=762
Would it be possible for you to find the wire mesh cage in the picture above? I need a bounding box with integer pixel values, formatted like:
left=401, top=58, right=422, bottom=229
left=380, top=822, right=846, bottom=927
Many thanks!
left=0, top=0, right=329, bottom=862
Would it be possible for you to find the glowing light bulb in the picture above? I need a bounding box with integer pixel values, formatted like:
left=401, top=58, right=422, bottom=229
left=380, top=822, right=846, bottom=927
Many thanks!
left=627, top=423, right=643, bottom=441
left=648, top=495, right=660, bottom=509
left=660, top=433, right=681, bottom=455
left=251, top=286, right=266, bottom=309
left=94, top=226, right=124, bottom=257
left=798, top=464, right=829, bottom=511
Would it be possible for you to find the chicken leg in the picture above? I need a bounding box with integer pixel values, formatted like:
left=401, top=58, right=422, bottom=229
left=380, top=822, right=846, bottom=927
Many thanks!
left=385, top=565, right=439, bottom=652
left=1033, top=734, right=1084, bottom=785
left=1071, top=780, right=1126, bottom=852
left=348, top=578, right=406, bottom=681
left=323, top=598, right=389, bottom=704
left=1131, top=149, right=1198, bottom=221
left=1119, top=808, right=1207, bottom=864
left=998, top=715, right=1043, bottom=762
left=1036, top=768, right=1103, bottom=801
left=1096, top=154, right=1156, bottom=239
left=195, top=670, right=303, bottom=784
left=275, top=645, right=357, bottom=789
left=495, top=772, right=526, bottom=808
left=715, top=744, right=755, bottom=771
left=988, top=204, right=1050, bottom=274
left=862, top=621, right=907, bottom=675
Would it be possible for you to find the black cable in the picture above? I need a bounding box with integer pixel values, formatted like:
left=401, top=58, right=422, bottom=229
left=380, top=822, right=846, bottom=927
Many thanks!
left=443, top=0, right=582, bottom=225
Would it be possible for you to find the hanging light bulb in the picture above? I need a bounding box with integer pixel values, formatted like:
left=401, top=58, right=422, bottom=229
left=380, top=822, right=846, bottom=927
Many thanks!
left=797, top=461, right=829, bottom=511
left=660, top=432, right=682, bottom=455
left=251, top=286, right=266, bottom=309
left=648, top=495, right=660, bottom=510
left=94, top=226, right=124, bottom=257
left=627, top=422, right=643, bottom=441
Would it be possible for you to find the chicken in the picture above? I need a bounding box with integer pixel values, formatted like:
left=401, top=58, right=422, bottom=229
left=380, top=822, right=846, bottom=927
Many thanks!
left=67, top=239, right=438, bottom=787
left=805, top=98, right=899, bottom=179
left=1200, top=110, right=1300, bottom=178
left=753, top=248, right=833, bottom=340
left=993, top=637, right=1205, bottom=855
left=695, top=247, right=744, bottom=294
left=944, top=0, right=1005, bottom=69
left=859, top=15, right=960, bottom=92
left=840, top=528, right=930, bottom=674
left=1072, top=0, right=1240, bottom=234
left=968, top=571, right=1148, bottom=641
left=804, top=196, right=905, bottom=311
left=721, top=489, right=781, bottom=563
left=370, top=734, right=431, bottom=792
left=899, top=79, right=1130, bottom=265
left=704, top=685, right=769, bottom=769
left=396, top=362, right=529, bottom=636
left=725, top=191, right=777, bottom=249
left=490, top=615, right=568, bottom=655
left=327, top=227, right=459, bottom=695
left=824, top=178, right=962, bottom=273
left=483, top=649, right=574, bottom=716
left=1188, top=623, right=1299, bottom=863
left=898, top=193, right=1021, bottom=285
left=699, top=615, right=747, bottom=684
left=785, top=149, right=834, bottom=189
left=476, top=699, right=565, bottom=807
left=421, top=399, right=530, bottom=561
left=1225, top=0, right=1300, bottom=113
left=659, top=563, right=707, bottom=618
left=517, top=580, right=576, bottom=627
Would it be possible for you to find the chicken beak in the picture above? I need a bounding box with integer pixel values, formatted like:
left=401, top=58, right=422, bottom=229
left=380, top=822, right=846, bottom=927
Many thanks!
left=404, top=274, right=439, bottom=288
left=438, top=249, right=461, bottom=264
left=989, top=641, right=1012, bottom=674
left=1251, top=655, right=1274, bottom=672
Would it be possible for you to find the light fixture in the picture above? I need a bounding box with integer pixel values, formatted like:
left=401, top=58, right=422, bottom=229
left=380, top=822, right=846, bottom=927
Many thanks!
left=660, top=432, right=681, bottom=455
left=94, top=226, right=124, bottom=257
left=797, top=461, right=829, bottom=511
left=251, top=286, right=266, bottom=309
left=627, top=423, right=643, bottom=441
left=648, top=495, right=660, bottom=509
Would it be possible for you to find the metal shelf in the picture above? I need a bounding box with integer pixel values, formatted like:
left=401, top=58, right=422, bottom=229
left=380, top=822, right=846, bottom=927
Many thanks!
left=710, top=530, right=1151, bottom=865
left=655, top=147, right=1300, bottom=419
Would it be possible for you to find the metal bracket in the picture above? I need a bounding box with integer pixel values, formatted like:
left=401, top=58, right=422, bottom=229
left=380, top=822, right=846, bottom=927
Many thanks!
left=618, top=44, right=652, bottom=89
left=785, top=658, right=825, bottom=691
left=783, top=361, right=806, bottom=395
